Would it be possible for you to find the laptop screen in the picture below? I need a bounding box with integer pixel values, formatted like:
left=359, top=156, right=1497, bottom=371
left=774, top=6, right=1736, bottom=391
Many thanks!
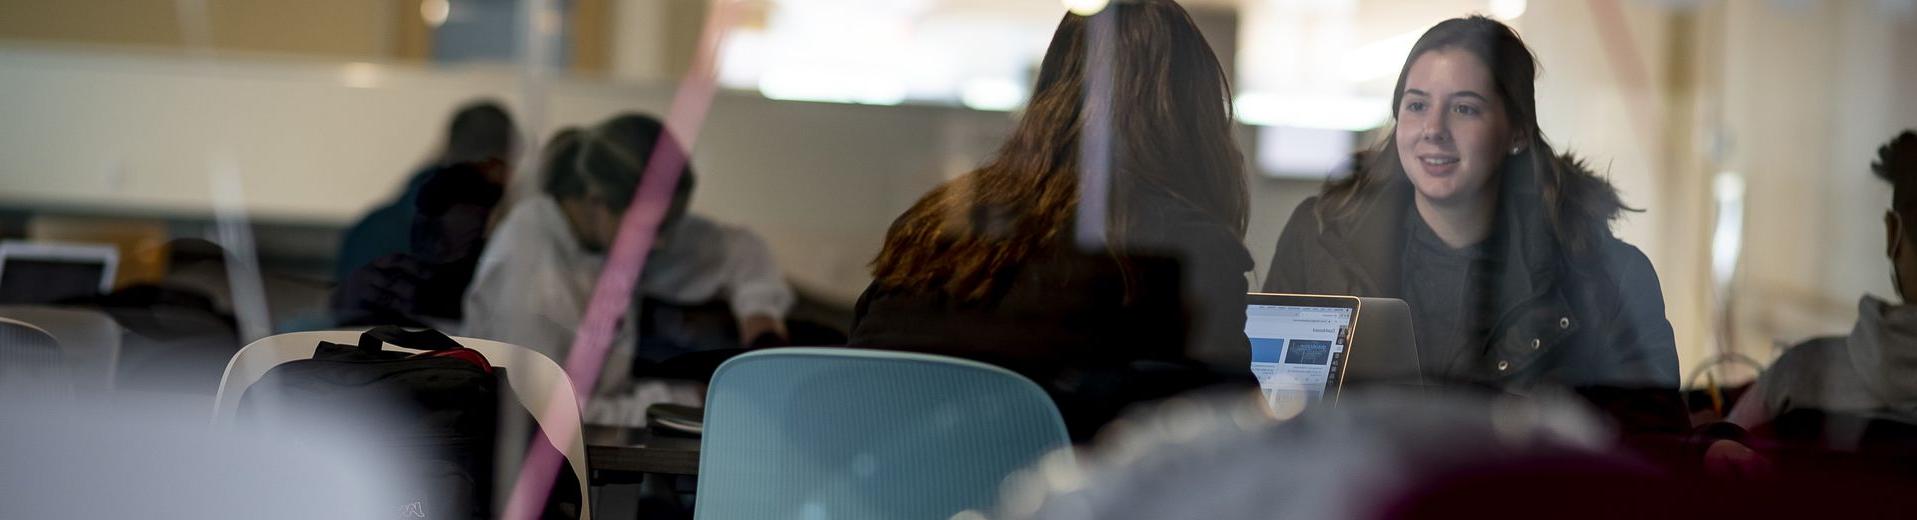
left=1246, top=303, right=1355, bottom=408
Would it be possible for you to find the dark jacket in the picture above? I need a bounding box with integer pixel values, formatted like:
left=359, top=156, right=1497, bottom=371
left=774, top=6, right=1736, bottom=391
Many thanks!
left=335, top=166, right=435, bottom=282
left=1263, top=154, right=1678, bottom=392
left=334, top=165, right=502, bottom=327
left=850, top=199, right=1255, bottom=439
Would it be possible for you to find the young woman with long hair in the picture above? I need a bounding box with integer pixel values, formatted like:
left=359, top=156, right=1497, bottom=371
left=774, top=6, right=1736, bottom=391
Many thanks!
left=851, top=0, right=1253, bottom=439
left=1264, top=16, right=1678, bottom=392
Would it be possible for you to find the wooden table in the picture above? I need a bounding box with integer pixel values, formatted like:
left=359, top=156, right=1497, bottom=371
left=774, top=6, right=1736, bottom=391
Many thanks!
left=585, top=425, right=702, bottom=483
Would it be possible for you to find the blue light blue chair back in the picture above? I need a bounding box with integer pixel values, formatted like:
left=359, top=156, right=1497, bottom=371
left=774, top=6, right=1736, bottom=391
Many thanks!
left=695, top=347, right=1070, bottom=520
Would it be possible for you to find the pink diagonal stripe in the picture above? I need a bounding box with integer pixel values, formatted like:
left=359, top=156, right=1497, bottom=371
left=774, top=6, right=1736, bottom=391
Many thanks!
left=503, top=2, right=739, bottom=518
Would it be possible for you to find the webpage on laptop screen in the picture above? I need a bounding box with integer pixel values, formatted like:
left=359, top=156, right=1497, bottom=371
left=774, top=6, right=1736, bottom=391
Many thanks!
left=1246, top=305, right=1352, bottom=411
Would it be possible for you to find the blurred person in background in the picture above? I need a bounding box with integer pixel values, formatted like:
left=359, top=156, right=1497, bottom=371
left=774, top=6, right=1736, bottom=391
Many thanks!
left=1730, top=130, right=1917, bottom=429
left=849, top=0, right=1254, bottom=441
left=334, top=100, right=517, bottom=283
left=332, top=161, right=505, bottom=328
left=463, top=114, right=793, bottom=422
left=1263, top=17, right=1678, bottom=402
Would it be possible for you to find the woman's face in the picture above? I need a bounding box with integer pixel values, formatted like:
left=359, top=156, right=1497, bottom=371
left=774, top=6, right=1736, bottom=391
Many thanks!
left=1394, top=48, right=1521, bottom=208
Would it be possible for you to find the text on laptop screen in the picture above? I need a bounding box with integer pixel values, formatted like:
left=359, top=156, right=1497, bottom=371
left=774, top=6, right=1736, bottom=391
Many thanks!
left=1245, top=304, right=1353, bottom=407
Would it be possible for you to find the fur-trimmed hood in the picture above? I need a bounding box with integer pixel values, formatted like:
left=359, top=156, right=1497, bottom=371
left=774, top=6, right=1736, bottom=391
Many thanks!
left=1292, top=151, right=1635, bottom=299
left=1319, top=151, right=1631, bottom=257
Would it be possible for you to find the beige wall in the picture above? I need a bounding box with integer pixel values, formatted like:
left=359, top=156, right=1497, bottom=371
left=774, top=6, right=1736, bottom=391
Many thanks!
left=1501, top=0, right=1917, bottom=385
left=602, top=0, right=723, bottom=81
left=0, top=0, right=186, bottom=47
left=1683, top=0, right=1917, bottom=381
left=1517, top=0, right=1704, bottom=376
left=569, top=0, right=613, bottom=73
left=0, top=0, right=396, bottom=58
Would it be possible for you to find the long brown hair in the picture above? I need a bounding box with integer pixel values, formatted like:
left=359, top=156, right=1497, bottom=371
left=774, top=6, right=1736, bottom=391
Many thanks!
left=870, top=0, right=1247, bottom=301
left=1321, top=16, right=1627, bottom=254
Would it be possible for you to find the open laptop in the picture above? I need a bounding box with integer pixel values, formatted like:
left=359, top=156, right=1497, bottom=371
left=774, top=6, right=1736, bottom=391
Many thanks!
left=1245, top=293, right=1422, bottom=412
left=0, top=241, right=118, bottom=305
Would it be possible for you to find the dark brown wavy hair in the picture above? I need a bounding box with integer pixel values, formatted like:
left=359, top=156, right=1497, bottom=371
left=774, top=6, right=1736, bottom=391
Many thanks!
left=869, top=0, right=1248, bottom=301
left=1320, top=16, right=1628, bottom=254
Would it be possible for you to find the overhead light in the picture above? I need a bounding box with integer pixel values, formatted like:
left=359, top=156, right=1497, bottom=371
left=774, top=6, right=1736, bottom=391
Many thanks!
left=1062, top=0, right=1109, bottom=16
left=420, top=0, right=450, bottom=28
left=340, top=62, right=381, bottom=89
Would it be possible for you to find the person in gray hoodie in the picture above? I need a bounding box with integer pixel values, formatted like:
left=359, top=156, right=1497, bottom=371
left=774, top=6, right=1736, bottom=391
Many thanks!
left=1730, top=130, right=1917, bottom=428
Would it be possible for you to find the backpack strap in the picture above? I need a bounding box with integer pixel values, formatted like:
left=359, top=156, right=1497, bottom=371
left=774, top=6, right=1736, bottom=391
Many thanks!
left=357, top=325, right=466, bottom=352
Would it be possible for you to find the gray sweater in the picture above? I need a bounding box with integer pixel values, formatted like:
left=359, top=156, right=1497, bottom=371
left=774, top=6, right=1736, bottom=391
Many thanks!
left=1733, top=295, right=1917, bottom=427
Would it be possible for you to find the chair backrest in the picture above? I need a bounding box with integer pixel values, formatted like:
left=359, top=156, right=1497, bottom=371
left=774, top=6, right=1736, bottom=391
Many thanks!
left=0, top=316, right=60, bottom=349
left=0, top=316, right=69, bottom=398
left=211, top=330, right=591, bottom=518
left=0, top=305, right=120, bottom=392
left=696, top=347, right=1071, bottom=520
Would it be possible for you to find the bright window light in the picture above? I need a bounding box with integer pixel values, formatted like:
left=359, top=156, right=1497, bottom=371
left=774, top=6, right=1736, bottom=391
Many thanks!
left=759, top=68, right=906, bottom=106
left=1490, top=0, right=1528, bottom=20
left=1711, top=171, right=1746, bottom=286
left=959, top=78, right=1027, bottom=111
left=1235, top=92, right=1390, bottom=132
left=1340, top=29, right=1420, bottom=83
left=717, top=3, right=1049, bottom=109
left=1256, top=125, right=1357, bottom=179
left=1062, top=0, right=1110, bottom=16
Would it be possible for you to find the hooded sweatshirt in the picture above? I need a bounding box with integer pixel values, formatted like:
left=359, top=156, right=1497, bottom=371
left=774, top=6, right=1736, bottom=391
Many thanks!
left=1732, top=295, right=1917, bottom=427
left=461, top=195, right=794, bottom=425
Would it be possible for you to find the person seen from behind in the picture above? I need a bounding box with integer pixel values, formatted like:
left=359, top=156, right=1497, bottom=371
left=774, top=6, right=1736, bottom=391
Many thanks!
left=850, top=0, right=1256, bottom=441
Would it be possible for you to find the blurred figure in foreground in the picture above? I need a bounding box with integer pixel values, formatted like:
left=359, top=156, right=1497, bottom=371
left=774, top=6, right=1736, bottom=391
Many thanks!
left=1730, top=131, right=1917, bottom=429
left=2, top=395, right=389, bottom=519
left=850, top=0, right=1254, bottom=441
left=463, top=115, right=793, bottom=423
left=1263, top=17, right=1678, bottom=395
left=1008, top=389, right=1911, bottom=520
left=335, top=100, right=516, bottom=282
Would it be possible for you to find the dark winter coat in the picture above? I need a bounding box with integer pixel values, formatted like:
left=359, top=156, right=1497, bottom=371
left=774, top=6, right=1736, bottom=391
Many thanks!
left=1264, top=153, right=1678, bottom=391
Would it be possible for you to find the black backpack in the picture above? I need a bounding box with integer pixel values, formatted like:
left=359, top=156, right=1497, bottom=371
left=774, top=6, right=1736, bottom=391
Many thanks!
left=237, top=326, right=581, bottom=519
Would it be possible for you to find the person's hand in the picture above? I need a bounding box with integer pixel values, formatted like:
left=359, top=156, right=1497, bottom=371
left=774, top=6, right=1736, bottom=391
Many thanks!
left=1703, top=439, right=1773, bottom=479
left=739, top=314, right=789, bottom=347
